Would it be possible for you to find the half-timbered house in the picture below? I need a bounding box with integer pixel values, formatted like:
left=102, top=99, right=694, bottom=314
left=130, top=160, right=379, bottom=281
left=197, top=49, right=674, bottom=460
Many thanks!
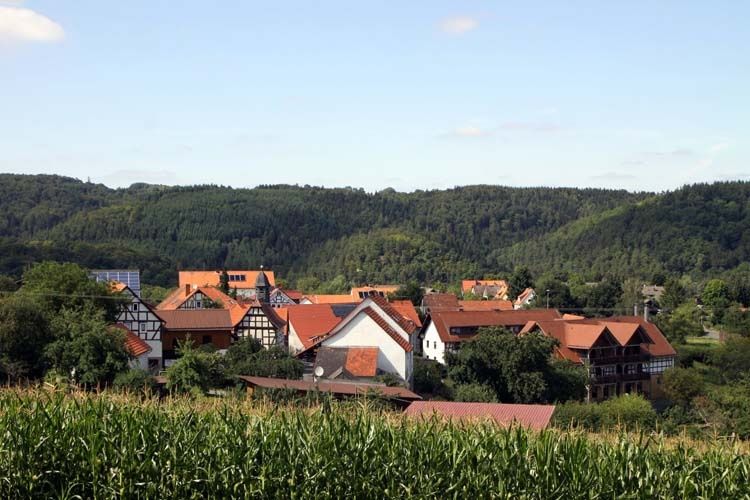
left=233, top=300, right=287, bottom=349
left=111, top=282, right=164, bottom=372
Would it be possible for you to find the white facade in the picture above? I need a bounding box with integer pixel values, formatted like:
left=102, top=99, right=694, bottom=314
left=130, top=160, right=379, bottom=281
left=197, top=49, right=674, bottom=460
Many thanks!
left=422, top=321, right=448, bottom=364
left=116, top=286, right=163, bottom=371
left=320, top=299, right=414, bottom=383
left=269, top=289, right=296, bottom=308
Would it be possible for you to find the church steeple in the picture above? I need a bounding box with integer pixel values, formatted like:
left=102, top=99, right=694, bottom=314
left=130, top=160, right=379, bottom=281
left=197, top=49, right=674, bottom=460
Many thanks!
left=255, top=267, right=270, bottom=303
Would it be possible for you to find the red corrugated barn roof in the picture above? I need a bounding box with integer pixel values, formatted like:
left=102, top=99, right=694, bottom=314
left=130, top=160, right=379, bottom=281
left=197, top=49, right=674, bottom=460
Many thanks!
left=404, top=401, right=555, bottom=430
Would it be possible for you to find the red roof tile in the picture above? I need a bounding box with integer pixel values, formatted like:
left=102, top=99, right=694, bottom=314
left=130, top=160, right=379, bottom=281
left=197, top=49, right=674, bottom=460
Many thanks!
left=429, top=309, right=563, bottom=343
left=458, top=300, right=513, bottom=312
left=461, top=280, right=508, bottom=294
left=390, top=300, right=423, bottom=328
left=156, top=309, right=234, bottom=331
left=344, top=347, right=379, bottom=378
left=287, top=304, right=342, bottom=350
left=237, top=376, right=421, bottom=400
left=422, top=293, right=460, bottom=311
left=178, top=270, right=276, bottom=289
left=303, top=294, right=360, bottom=304
left=111, top=324, right=151, bottom=357
left=362, top=307, right=413, bottom=352
left=404, top=401, right=555, bottom=430
left=370, top=295, right=418, bottom=334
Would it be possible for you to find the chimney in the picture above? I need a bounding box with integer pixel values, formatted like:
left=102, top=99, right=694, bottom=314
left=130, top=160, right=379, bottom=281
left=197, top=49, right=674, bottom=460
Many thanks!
left=643, top=304, right=649, bottom=322
left=185, top=284, right=191, bottom=295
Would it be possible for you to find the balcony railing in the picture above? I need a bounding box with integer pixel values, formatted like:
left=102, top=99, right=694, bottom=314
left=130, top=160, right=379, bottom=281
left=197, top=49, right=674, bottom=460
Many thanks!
left=587, top=353, right=650, bottom=365
left=591, top=372, right=650, bottom=384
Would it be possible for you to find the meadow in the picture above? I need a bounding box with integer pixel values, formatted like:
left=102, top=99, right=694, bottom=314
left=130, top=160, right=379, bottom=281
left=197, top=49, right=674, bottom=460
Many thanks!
left=0, top=389, right=748, bottom=499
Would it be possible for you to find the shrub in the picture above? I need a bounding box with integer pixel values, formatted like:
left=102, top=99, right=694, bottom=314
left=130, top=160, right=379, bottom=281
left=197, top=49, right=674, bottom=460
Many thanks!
left=412, top=358, right=444, bottom=394
left=554, top=394, right=656, bottom=431
left=453, top=383, right=498, bottom=403
left=113, top=369, right=157, bottom=394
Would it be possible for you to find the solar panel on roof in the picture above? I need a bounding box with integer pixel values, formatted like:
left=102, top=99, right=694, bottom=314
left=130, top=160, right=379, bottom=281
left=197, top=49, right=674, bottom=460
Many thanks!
left=331, top=304, right=357, bottom=318
left=90, top=270, right=141, bottom=297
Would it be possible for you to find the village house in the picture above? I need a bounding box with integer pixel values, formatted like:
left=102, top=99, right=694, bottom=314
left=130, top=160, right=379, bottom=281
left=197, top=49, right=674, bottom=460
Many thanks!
left=520, top=316, right=676, bottom=401
left=111, top=323, right=153, bottom=371
left=269, top=287, right=303, bottom=308
left=421, top=309, right=563, bottom=364
left=110, top=282, right=164, bottom=372
left=157, top=309, right=235, bottom=366
left=306, top=295, right=418, bottom=385
left=514, top=288, right=536, bottom=309
left=461, top=279, right=509, bottom=300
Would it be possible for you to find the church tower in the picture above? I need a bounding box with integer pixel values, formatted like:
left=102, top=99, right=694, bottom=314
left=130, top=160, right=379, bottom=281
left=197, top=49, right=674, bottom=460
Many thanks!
left=255, top=268, right=270, bottom=303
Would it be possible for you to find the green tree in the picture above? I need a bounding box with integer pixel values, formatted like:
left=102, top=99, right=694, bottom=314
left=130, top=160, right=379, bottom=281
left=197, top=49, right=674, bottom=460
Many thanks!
left=660, top=278, right=688, bottom=310
left=219, top=269, right=230, bottom=294
left=45, top=307, right=130, bottom=387
left=725, top=264, right=750, bottom=307
left=454, top=383, right=498, bottom=403
left=508, top=267, right=534, bottom=301
left=662, top=367, right=705, bottom=406
left=535, top=276, right=576, bottom=310
left=413, top=358, right=444, bottom=395
left=165, top=340, right=212, bottom=394
left=0, top=296, right=52, bottom=380
left=711, top=337, right=750, bottom=383
left=0, top=275, right=18, bottom=292
left=654, top=303, right=703, bottom=345
left=224, top=339, right=303, bottom=380
left=20, top=261, right=122, bottom=321
left=113, top=368, right=157, bottom=394
left=447, top=327, right=580, bottom=403
left=390, top=282, right=424, bottom=306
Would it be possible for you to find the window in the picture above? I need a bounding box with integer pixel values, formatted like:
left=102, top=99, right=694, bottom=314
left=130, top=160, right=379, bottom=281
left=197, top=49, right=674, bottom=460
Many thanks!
left=132, top=303, right=139, bottom=311
left=202, top=335, right=211, bottom=345
left=147, top=358, right=160, bottom=374
left=139, top=323, right=147, bottom=333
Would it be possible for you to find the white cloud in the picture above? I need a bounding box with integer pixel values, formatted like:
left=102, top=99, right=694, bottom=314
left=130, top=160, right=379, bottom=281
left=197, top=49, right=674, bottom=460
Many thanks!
left=440, top=16, right=478, bottom=35
left=0, top=6, right=64, bottom=43
left=709, top=141, right=729, bottom=153
left=451, top=126, right=488, bottom=138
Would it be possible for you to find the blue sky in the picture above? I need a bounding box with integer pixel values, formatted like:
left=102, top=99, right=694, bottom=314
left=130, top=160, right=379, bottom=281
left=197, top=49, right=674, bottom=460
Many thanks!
left=1, top=1, right=747, bottom=192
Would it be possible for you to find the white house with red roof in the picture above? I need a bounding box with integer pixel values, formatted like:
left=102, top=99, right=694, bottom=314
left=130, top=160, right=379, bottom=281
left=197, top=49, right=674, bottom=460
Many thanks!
left=422, top=309, right=563, bottom=364
left=310, top=295, right=418, bottom=385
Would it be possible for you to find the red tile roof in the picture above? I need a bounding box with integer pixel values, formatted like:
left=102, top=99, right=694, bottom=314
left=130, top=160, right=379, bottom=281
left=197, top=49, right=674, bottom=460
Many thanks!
left=351, top=285, right=400, bottom=297
left=521, top=316, right=677, bottom=362
left=111, top=324, right=151, bottom=357
left=370, top=295, right=418, bottom=334
left=156, top=309, right=234, bottom=331
left=606, top=316, right=677, bottom=357
left=362, top=307, right=413, bottom=352
left=422, top=293, right=460, bottom=311
left=287, top=304, right=342, bottom=350
left=390, top=300, right=423, bottom=328
left=429, top=309, right=562, bottom=343
left=458, top=300, right=514, bottom=311
left=344, top=347, right=379, bottom=377
left=178, top=270, right=276, bottom=289
left=303, top=294, right=360, bottom=304
left=237, top=376, right=421, bottom=400
left=404, top=401, right=555, bottom=430
left=461, top=279, right=508, bottom=294
left=514, top=287, right=535, bottom=307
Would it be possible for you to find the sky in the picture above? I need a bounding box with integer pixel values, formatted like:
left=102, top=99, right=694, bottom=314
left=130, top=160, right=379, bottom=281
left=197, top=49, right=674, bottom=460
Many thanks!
left=0, top=1, right=748, bottom=193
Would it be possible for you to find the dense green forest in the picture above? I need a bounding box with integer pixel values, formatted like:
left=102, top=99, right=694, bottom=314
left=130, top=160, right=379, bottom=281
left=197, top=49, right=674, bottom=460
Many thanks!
left=0, top=174, right=748, bottom=288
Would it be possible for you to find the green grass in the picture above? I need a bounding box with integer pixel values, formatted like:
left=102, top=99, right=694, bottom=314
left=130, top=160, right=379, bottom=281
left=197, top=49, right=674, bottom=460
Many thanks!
left=685, top=335, right=721, bottom=346
left=0, top=389, right=749, bottom=498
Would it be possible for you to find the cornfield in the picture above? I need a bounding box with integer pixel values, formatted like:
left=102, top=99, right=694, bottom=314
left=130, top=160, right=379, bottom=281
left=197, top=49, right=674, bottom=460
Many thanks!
left=0, top=390, right=748, bottom=499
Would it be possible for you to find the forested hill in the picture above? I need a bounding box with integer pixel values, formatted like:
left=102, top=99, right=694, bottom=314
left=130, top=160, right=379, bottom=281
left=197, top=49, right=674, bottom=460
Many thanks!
left=0, top=174, right=747, bottom=287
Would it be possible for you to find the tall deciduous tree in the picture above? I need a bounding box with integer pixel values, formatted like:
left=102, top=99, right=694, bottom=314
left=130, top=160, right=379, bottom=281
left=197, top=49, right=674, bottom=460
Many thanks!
left=446, top=327, right=585, bottom=403
left=0, top=296, right=52, bottom=380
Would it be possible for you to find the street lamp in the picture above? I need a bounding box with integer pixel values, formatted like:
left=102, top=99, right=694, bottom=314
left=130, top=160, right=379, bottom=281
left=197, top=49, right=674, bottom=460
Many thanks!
left=545, top=289, right=550, bottom=309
